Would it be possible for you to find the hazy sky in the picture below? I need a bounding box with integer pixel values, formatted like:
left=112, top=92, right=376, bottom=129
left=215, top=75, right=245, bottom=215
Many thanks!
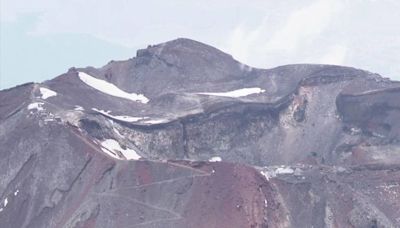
left=1, top=0, right=400, bottom=89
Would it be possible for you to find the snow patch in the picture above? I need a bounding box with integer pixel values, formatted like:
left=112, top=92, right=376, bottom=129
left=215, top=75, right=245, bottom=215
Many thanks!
left=74, top=105, right=84, bottom=111
left=4, top=198, right=8, bottom=207
left=39, top=87, right=57, bottom=99
left=260, top=170, right=274, bottom=180
left=111, top=115, right=148, bottom=122
left=14, top=190, right=19, bottom=196
left=209, top=156, right=222, bottom=162
left=92, top=108, right=168, bottom=125
left=92, top=108, right=148, bottom=122
left=27, top=102, right=44, bottom=111
left=196, top=87, right=265, bottom=98
left=98, top=143, right=120, bottom=159
left=142, top=119, right=168, bottom=124
left=92, top=108, right=111, bottom=115
left=78, top=72, right=149, bottom=103
left=44, top=117, right=55, bottom=122
left=260, top=166, right=296, bottom=180
left=275, top=167, right=294, bottom=174
left=100, top=139, right=141, bottom=160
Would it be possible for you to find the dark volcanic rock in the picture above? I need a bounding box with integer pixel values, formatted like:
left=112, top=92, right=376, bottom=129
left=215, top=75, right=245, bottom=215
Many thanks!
left=0, top=38, right=399, bottom=227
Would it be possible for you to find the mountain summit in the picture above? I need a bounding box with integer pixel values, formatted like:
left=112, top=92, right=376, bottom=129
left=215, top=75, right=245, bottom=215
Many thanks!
left=1, top=38, right=400, bottom=228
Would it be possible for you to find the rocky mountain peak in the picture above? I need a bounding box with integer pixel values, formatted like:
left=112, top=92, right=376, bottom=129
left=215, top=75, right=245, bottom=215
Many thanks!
left=71, top=38, right=251, bottom=98
left=137, top=38, right=233, bottom=59
left=1, top=39, right=400, bottom=228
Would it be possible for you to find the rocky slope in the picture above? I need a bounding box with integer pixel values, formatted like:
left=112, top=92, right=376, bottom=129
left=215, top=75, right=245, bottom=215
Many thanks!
left=0, top=38, right=399, bottom=228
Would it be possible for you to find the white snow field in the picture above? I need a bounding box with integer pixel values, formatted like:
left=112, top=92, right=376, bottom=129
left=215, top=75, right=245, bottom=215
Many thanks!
left=39, top=87, right=57, bottom=99
left=100, top=139, right=141, bottom=160
left=27, top=102, right=45, bottom=111
left=78, top=72, right=149, bottom=103
left=209, top=156, right=222, bottom=162
left=196, top=87, right=265, bottom=98
left=92, top=108, right=149, bottom=122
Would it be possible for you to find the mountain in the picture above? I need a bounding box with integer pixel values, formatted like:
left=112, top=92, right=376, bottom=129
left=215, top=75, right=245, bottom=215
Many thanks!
left=1, top=38, right=399, bottom=228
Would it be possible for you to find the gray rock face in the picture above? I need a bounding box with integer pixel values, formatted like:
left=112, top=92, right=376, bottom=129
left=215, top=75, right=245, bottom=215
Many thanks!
left=1, top=38, right=399, bottom=228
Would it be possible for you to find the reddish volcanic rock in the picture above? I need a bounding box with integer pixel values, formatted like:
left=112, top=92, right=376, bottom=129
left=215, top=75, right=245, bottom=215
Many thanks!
left=1, top=38, right=399, bottom=227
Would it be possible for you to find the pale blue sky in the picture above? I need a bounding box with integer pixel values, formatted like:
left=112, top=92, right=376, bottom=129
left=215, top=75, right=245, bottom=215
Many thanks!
left=1, top=0, right=400, bottom=89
